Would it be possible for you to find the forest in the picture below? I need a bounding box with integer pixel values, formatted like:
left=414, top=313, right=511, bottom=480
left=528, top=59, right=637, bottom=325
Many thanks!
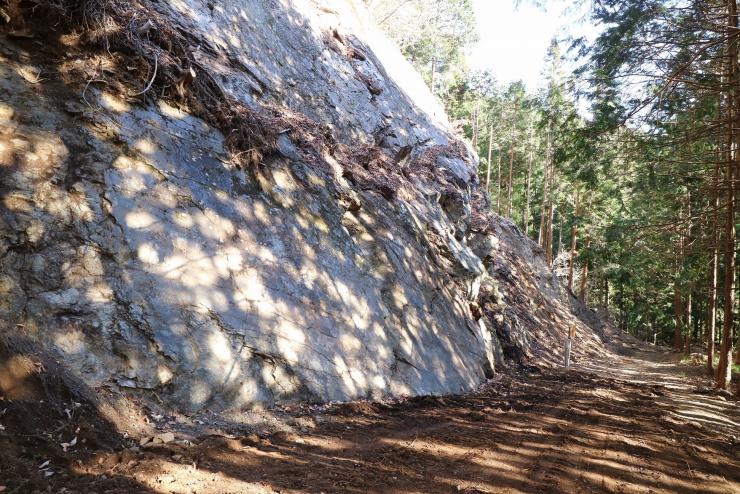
left=0, top=0, right=738, bottom=492
left=368, top=0, right=739, bottom=390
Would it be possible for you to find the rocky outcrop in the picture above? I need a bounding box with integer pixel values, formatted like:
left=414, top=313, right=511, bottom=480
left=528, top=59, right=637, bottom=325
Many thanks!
left=477, top=218, right=609, bottom=366
left=0, top=0, right=607, bottom=412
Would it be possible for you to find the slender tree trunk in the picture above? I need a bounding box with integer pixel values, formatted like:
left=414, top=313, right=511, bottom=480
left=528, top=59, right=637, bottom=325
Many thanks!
left=430, top=56, right=436, bottom=94
left=524, top=145, right=533, bottom=236
left=695, top=295, right=703, bottom=343
left=496, top=152, right=502, bottom=215
left=545, top=140, right=556, bottom=266
left=538, top=131, right=552, bottom=246
left=568, top=187, right=580, bottom=293
left=735, top=301, right=740, bottom=366
left=684, top=190, right=692, bottom=355
left=546, top=202, right=555, bottom=266
left=579, top=236, right=591, bottom=304
left=485, top=124, right=493, bottom=194
left=685, top=291, right=692, bottom=355
left=673, top=188, right=690, bottom=352
left=507, top=143, right=514, bottom=217
left=619, top=281, right=626, bottom=331
left=717, top=156, right=736, bottom=388
left=557, top=209, right=563, bottom=256
left=717, top=0, right=738, bottom=389
left=539, top=129, right=555, bottom=265
left=707, top=161, right=720, bottom=375
left=673, top=231, right=685, bottom=352
left=578, top=195, right=592, bottom=304
left=674, top=276, right=685, bottom=352
left=472, top=101, right=480, bottom=150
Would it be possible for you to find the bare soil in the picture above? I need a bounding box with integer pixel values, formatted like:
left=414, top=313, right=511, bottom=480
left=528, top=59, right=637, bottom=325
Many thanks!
left=1, top=341, right=738, bottom=494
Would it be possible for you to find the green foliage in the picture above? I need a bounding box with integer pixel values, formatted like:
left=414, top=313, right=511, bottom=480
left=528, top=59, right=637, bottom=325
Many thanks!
left=370, top=0, right=737, bottom=347
left=366, top=0, right=477, bottom=94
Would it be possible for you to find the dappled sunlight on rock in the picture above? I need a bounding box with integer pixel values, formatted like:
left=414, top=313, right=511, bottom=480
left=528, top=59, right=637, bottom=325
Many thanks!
left=0, top=0, right=621, bottom=425
left=99, top=91, right=131, bottom=113
left=0, top=0, right=738, bottom=491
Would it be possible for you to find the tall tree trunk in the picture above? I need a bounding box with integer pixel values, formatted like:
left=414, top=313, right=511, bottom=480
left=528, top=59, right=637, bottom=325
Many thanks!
left=557, top=209, right=563, bottom=256
left=538, top=130, right=552, bottom=246
left=539, top=129, right=555, bottom=266
left=485, top=124, right=493, bottom=193
left=684, top=190, right=692, bottom=355
left=496, top=152, right=502, bottom=215
left=685, top=291, right=692, bottom=355
left=717, top=156, right=736, bottom=388
left=429, top=42, right=438, bottom=95
left=579, top=236, right=591, bottom=304
left=673, top=187, right=690, bottom=352
left=578, top=195, right=593, bottom=304
left=568, top=187, right=580, bottom=293
left=707, top=161, right=720, bottom=375
left=472, top=101, right=480, bottom=150
left=507, top=144, right=514, bottom=218
left=619, top=280, right=626, bottom=331
left=674, top=276, right=685, bottom=352
left=546, top=202, right=555, bottom=266
left=717, top=0, right=738, bottom=390
left=524, top=145, right=533, bottom=236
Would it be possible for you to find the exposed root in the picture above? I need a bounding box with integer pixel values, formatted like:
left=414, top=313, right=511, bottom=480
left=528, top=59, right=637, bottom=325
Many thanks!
left=11, top=0, right=486, bottom=209
left=130, top=51, right=156, bottom=96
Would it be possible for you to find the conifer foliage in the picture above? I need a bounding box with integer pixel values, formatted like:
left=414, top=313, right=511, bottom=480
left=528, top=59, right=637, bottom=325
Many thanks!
left=372, top=0, right=738, bottom=390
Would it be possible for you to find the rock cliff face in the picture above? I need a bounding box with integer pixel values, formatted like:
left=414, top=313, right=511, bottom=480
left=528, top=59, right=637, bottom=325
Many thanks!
left=0, top=0, right=606, bottom=412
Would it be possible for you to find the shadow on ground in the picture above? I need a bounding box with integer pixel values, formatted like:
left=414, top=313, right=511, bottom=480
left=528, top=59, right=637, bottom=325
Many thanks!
left=3, top=352, right=735, bottom=494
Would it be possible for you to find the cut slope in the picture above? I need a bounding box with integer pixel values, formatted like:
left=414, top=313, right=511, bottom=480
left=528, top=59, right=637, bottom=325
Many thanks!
left=0, top=0, right=608, bottom=413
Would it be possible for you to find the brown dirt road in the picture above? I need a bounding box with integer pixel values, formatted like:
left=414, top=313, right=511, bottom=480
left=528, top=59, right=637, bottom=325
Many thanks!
left=1, top=344, right=739, bottom=494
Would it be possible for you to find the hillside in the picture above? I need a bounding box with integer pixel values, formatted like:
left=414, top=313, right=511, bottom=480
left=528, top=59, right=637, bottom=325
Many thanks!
left=2, top=2, right=739, bottom=493
left=0, top=0, right=608, bottom=413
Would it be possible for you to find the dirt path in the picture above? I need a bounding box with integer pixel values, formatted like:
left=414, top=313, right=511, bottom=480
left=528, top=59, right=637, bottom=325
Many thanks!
left=2, top=346, right=739, bottom=494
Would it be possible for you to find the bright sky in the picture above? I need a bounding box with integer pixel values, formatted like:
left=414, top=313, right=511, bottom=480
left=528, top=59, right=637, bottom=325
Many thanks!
left=468, top=0, right=599, bottom=90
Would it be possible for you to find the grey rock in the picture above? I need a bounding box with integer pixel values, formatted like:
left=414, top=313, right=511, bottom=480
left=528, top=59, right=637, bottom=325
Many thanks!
left=468, top=233, right=500, bottom=261
left=436, top=155, right=474, bottom=184
left=38, top=288, right=81, bottom=309
left=0, top=0, right=607, bottom=412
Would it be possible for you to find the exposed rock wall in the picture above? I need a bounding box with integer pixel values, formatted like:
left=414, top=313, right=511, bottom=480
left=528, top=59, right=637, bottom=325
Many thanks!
left=0, top=0, right=607, bottom=412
